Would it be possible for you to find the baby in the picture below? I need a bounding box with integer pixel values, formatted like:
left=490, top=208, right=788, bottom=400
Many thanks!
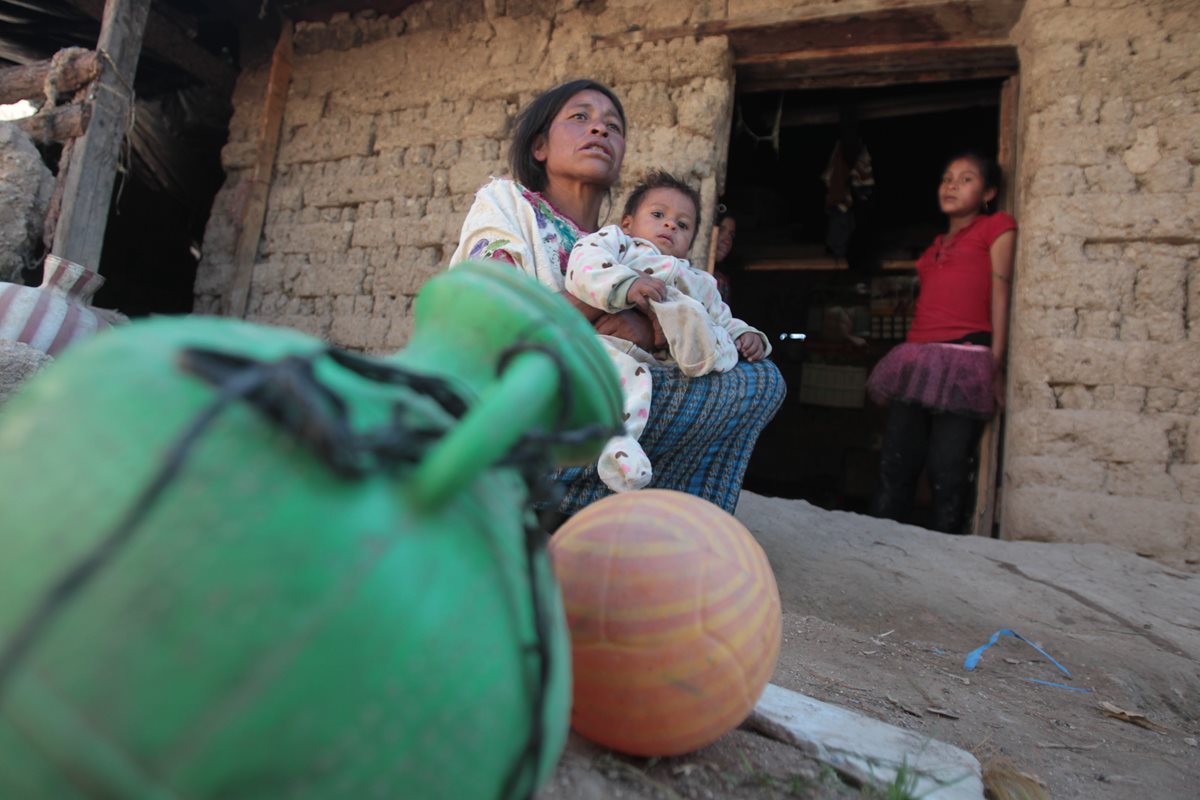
left=566, top=170, right=771, bottom=493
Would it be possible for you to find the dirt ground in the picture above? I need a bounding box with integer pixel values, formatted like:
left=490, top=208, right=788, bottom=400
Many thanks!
left=538, top=492, right=1200, bottom=799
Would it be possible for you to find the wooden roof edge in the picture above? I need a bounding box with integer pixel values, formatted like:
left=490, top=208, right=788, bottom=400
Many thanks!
left=61, top=0, right=235, bottom=93
left=736, top=37, right=1016, bottom=67
left=589, top=0, right=1026, bottom=52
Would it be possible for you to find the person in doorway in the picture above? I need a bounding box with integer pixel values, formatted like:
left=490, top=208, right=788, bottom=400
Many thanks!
left=449, top=79, right=785, bottom=516
left=712, top=209, right=737, bottom=304
left=866, top=149, right=1016, bottom=533
left=564, top=170, right=771, bottom=493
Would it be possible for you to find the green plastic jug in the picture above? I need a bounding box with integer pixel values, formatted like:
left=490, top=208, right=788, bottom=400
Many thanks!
left=0, top=261, right=623, bottom=799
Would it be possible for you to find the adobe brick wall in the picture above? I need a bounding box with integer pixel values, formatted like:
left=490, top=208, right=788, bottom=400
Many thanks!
left=1003, top=0, right=1199, bottom=565
left=195, top=0, right=736, bottom=350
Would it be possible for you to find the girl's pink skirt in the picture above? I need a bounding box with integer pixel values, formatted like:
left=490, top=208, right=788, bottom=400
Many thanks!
left=867, top=342, right=995, bottom=418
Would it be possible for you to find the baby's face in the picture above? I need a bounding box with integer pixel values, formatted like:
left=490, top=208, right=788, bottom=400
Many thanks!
left=621, top=187, right=697, bottom=258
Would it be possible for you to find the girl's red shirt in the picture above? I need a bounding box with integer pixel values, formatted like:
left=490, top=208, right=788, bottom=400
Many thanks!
left=906, top=211, right=1016, bottom=344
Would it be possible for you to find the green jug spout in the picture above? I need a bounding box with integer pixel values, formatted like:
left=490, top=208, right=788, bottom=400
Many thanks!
left=409, top=349, right=556, bottom=510
left=395, top=260, right=623, bottom=509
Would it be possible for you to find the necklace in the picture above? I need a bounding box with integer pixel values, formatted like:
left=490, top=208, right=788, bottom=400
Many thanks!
left=934, top=215, right=982, bottom=266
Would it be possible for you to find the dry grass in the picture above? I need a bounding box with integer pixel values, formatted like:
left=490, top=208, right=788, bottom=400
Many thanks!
left=981, top=756, right=1051, bottom=800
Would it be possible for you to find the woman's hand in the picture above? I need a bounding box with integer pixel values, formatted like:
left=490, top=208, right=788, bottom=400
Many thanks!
left=561, top=287, right=655, bottom=350
left=736, top=332, right=765, bottom=362
left=594, top=309, right=655, bottom=351
left=626, top=276, right=668, bottom=315
left=650, top=312, right=667, bottom=351
left=559, top=290, right=606, bottom=322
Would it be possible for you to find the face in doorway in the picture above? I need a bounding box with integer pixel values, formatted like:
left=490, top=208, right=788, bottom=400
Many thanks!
left=621, top=187, right=699, bottom=258
left=715, top=216, right=737, bottom=263
left=532, top=89, right=626, bottom=191
left=938, top=157, right=997, bottom=218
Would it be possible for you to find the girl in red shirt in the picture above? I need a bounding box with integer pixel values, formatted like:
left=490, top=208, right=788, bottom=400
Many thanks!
left=866, top=151, right=1017, bottom=533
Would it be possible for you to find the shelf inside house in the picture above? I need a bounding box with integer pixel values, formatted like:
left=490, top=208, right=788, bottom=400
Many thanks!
left=745, top=258, right=916, bottom=271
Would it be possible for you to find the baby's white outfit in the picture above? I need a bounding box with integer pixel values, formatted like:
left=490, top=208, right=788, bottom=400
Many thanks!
left=566, top=224, right=771, bottom=493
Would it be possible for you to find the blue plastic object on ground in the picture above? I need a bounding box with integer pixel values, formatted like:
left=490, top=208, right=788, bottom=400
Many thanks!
left=963, top=628, right=1072, bottom=677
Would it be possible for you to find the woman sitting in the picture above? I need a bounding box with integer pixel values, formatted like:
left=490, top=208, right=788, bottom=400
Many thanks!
left=449, top=79, right=784, bottom=515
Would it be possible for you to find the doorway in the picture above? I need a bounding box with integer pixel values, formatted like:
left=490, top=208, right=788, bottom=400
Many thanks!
left=723, top=78, right=1011, bottom=527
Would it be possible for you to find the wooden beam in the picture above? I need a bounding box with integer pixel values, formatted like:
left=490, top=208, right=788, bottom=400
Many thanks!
left=591, top=1, right=1025, bottom=53
left=591, top=2, right=1021, bottom=93
left=0, top=49, right=99, bottom=106
left=973, top=74, right=1021, bottom=539
left=780, top=90, right=999, bottom=127
left=737, top=41, right=1017, bottom=92
left=971, top=403, right=1001, bottom=537
left=735, top=37, right=1011, bottom=67
left=705, top=225, right=719, bottom=275
left=15, top=102, right=90, bottom=145
left=141, top=5, right=236, bottom=92
left=740, top=68, right=1015, bottom=93
left=62, top=0, right=236, bottom=92
left=744, top=258, right=916, bottom=272
left=51, top=0, right=151, bottom=271
left=996, top=75, right=1021, bottom=211
left=746, top=258, right=847, bottom=272
left=42, top=140, right=74, bottom=253
left=224, top=20, right=293, bottom=319
left=286, top=0, right=423, bottom=22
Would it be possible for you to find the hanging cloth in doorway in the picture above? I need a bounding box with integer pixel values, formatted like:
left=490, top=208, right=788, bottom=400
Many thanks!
left=821, top=141, right=875, bottom=257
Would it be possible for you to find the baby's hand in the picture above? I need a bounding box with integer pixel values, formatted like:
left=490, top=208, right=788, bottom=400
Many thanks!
left=626, top=276, right=667, bottom=314
left=736, top=332, right=765, bottom=362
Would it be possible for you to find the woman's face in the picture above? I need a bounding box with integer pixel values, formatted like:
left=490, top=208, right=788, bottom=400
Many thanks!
left=715, top=217, right=736, bottom=262
left=533, top=89, right=626, bottom=190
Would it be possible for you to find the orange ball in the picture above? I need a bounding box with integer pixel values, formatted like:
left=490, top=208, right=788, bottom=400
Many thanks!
left=549, top=490, right=781, bottom=756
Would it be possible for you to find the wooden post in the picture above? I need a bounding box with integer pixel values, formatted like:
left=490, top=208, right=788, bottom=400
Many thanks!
left=51, top=0, right=151, bottom=271
left=705, top=225, right=720, bottom=275
left=223, top=19, right=293, bottom=319
left=970, top=73, right=1020, bottom=538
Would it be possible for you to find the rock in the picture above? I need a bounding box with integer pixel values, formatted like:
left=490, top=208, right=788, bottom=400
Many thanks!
left=746, top=683, right=984, bottom=799
left=0, top=339, right=53, bottom=405
left=0, top=123, right=54, bottom=282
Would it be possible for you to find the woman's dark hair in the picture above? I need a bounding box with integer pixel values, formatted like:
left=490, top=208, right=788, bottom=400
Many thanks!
left=508, top=79, right=627, bottom=192
left=621, top=170, right=702, bottom=221
left=944, top=148, right=1003, bottom=193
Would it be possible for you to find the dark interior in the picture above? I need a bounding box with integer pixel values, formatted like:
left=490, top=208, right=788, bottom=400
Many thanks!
left=724, top=79, right=1004, bottom=519
left=1, top=0, right=245, bottom=316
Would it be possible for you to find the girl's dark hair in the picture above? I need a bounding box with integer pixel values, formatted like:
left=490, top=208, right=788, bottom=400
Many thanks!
left=944, top=148, right=1003, bottom=193
left=508, top=79, right=627, bottom=192
left=621, top=170, right=702, bottom=221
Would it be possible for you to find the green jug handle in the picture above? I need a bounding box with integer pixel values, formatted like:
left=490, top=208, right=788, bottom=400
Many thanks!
left=408, top=349, right=561, bottom=511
